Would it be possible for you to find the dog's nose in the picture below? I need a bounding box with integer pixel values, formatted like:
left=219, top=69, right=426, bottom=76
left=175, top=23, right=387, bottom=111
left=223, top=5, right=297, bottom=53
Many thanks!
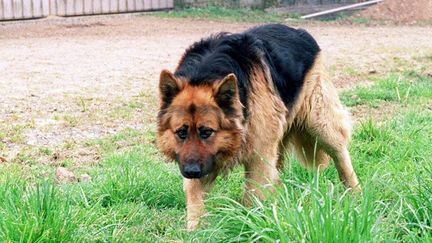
left=183, top=163, right=202, bottom=178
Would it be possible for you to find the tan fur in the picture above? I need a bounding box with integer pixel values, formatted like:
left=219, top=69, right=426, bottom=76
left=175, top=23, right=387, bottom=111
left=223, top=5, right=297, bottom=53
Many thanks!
left=241, top=66, right=287, bottom=205
left=285, top=53, right=359, bottom=189
left=157, top=52, right=360, bottom=231
left=183, top=172, right=217, bottom=230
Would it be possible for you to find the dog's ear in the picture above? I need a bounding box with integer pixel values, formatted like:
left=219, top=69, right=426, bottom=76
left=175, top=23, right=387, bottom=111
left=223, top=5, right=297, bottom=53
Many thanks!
left=213, top=73, right=239, bottom=114
left=159, top=70, right=182, bottom=107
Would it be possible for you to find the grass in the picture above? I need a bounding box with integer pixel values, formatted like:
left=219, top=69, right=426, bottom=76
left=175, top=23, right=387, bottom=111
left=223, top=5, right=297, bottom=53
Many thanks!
left=152, top=6, right=292, bottom=23
left=0, top=122, right=34, bottom=147
left=148, top=3, right=378, bottom=24
left=0, top=71, right=431, bottom=241
left=351, top=17, right=370, bottom=24
left=341, top=71, right=432, bottom=107
left=0, top=181, right=78, bottom=242
left=59, top=114, right=80, bottom=127
left=194, top=106, right=432, bottom=241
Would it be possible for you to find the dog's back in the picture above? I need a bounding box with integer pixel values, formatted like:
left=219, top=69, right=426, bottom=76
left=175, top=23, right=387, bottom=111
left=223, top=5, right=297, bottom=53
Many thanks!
left=246, top=24, right=320, bottom=106
left=175, top=24, right=321, bottom=113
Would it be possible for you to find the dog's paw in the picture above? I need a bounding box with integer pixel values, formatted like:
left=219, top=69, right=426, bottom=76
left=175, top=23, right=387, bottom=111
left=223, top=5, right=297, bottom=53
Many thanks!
left=351, top=184, right=362, bottom=194
left=187, top=220, right=199, bottom=231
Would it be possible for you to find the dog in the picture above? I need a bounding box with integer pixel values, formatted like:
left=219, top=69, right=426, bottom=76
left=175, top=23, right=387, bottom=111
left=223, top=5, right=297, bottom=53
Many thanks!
left=157, top=24, right=360, bottom=230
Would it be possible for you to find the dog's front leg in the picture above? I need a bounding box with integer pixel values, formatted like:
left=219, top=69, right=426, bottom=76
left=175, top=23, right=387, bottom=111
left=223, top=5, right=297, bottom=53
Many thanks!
left=243, top=154, right=280, bottom=206
left=184, top=178, right=205, bottom=230
left=183, top=175, right=215, bottom=231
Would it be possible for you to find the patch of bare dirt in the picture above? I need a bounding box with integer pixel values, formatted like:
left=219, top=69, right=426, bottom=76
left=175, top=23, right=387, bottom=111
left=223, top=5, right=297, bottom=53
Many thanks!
left=360, top=0, right=432, bottom=24
left=350, top=102, right=401, bottom=124
left=0, top=14, right=431, bottom=165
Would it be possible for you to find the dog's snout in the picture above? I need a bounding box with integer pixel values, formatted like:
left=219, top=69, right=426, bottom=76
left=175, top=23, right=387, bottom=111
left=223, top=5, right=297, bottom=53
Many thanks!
left=183, top=163, right=202, bottom=178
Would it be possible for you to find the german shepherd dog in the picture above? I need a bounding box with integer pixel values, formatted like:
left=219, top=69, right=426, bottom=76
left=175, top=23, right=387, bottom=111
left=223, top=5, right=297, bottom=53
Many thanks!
left=157, top=24, right=360, bottom=230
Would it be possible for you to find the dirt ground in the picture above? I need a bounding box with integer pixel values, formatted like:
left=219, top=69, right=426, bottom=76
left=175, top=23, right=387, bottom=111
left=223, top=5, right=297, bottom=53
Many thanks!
left=360, top=0, right=432, bottom=24
left=0, top=14, right=431, bottom=163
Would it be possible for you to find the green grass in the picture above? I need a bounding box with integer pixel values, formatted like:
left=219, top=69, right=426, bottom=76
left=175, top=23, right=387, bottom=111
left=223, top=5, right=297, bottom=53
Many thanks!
left=152, top=6, right=291, bottom=23
left=0, top=122, right=34, bottom=146
left=0, top=71, right=431, bottom=241
left=0, top=181, right=79, bottom=242
left=0, top=147, right=187, bottom=241
left=193, top=106, right=432, bottom=241
left=341, top=71, right=432, bottom=107
left=351, top=17, right=371, bottom=24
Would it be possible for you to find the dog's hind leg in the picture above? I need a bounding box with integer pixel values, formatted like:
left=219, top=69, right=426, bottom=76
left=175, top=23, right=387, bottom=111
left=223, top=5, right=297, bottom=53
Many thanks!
left=183, top=172, right=217, bottom=231
left=299, top=60, right=360, bottom=191
left=292, top=126, right=359, bottom=190
left=307, top=88, right=360, bottom=191
left=290, top=130, right=331, bottom=171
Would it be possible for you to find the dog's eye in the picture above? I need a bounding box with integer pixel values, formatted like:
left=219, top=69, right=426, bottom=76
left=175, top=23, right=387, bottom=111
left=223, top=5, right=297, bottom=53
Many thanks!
left=175, top=127, right=188, bottom=140
left=199, top=127, right=214, bottom=140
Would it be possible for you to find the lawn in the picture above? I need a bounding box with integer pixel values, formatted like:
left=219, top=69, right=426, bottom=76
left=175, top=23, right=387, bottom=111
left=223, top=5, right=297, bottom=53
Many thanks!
left=152, top=6, right=292, bottom=23
left=0, top=68, right=431, bottom=241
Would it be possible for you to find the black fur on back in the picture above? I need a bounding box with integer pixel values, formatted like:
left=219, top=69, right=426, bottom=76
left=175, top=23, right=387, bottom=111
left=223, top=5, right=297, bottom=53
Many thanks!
left=174, top=24, right=321, bottom=118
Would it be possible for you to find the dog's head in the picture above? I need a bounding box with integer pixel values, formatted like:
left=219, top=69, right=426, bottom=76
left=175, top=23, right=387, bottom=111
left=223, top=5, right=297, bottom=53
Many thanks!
left=157, top=70, right=244, bottom=179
